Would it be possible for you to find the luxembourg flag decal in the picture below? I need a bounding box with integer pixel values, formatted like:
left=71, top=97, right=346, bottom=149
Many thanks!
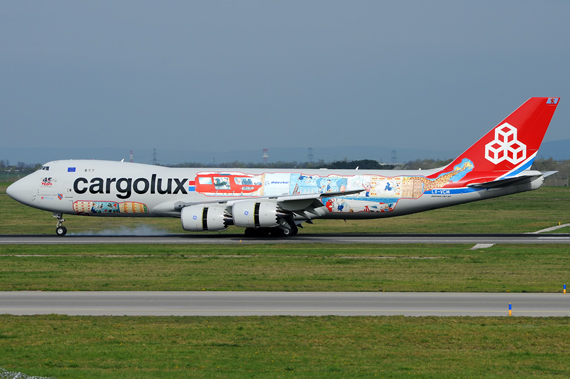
left=188, top=180, right=196, bottom=192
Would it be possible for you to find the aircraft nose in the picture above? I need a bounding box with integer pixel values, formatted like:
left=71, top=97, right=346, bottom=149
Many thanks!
left=6, top=179, right=32, bottom=205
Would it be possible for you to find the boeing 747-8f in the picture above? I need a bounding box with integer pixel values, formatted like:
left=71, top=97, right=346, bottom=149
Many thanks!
left=6, top=97, right=560, bottom=236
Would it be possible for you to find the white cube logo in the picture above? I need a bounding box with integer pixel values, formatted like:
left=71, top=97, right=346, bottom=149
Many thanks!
left=485, top=123, right=526, bottom=165
left=485, top=142, right=505, bottom=163
left=506, top=141, right=525, bottom=164
left=496, top=124, right=516, bottom=144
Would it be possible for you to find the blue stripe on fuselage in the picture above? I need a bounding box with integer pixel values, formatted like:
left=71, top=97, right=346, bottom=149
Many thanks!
left=423, top=188, right=483, bottom=195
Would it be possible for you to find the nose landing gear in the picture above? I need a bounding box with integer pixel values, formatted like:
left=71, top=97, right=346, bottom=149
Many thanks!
left=53, top=213, right=67, bottom=236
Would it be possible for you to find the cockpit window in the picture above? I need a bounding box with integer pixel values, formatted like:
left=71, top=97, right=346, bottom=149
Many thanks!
left=41, top=166, right=49, bottom=171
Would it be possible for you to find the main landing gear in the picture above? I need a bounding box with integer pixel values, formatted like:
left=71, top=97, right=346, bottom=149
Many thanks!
left=53, top=213, right=67, bottom=236
left=244, top=222, right=299, bottom=237
left=277, top=223, right=298, bottom=236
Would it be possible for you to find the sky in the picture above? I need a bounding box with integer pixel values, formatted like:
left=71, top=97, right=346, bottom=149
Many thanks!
left=1, top=1, right=569, bottom=163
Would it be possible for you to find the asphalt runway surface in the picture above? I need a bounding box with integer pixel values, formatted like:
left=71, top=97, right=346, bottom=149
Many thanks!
left=2, top=233, right=570, bottom=244
left=1, top=292, right=568, bottom=317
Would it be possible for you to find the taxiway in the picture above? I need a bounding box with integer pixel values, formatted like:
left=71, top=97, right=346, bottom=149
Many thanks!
left=0, top=291, right=567, bottom=317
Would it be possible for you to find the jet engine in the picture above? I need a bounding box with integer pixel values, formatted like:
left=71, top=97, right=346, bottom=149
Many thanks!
left=181, top=204, right=228, bottom=231
left=232, top=200, right=281, bottom=228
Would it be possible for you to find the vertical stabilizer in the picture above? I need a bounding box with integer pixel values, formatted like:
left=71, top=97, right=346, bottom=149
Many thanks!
left=432, top=97, right=560, bottom=183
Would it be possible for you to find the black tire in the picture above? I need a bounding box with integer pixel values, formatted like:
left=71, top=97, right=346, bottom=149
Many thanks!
left=256, top=228, right=270, bottom=236
left=290, top=224, right=299, bottom=236
left=56, top=226, right=67, bottom=236
left=245, top=228, right=271, bottom=237
left=269, top=228, right=285, bottom=237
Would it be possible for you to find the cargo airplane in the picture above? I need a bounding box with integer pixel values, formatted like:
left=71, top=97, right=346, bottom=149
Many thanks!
left=6, top=97, right=560, bottom=237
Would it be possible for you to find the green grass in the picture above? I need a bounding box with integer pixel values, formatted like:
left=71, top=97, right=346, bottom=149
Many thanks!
left=1, top=243, right=568, bottom=292
left=1, top=315, right=569, bottom=378
left=3, top=182, right=570, bottom=235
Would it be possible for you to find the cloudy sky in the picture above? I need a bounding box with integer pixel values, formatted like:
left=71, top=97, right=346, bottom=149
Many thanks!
left=1, top=1, right=569, bottom=160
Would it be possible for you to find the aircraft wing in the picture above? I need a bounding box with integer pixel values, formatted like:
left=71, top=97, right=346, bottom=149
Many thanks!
left=467, top=171, right=556, bottom=189
left=269, top=188, right=365, bottom=212
left=266, top=188, right=365, bottom=201
left=173, top=188, right=365, bottom=212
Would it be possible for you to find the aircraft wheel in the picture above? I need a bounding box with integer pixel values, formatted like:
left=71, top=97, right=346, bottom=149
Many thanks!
left=290, top=224, right=299, bottom=236
left=272, top=227, right=293, bottom=237
left=56, top=226, right=67, bottom=236
left=269, top=228, right=285, bottom=237
left=245, top=228, right=271, bottom=237
left=256, top=228, right=270, bottom=236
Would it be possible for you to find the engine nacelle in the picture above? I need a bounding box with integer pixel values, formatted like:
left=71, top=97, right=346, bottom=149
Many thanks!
left=232, top=200, right=280, bottom=228
left=181, top=205, right=228, bottom=232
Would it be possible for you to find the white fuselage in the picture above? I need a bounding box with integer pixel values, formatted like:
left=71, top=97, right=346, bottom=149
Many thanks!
left=7, top=159, right=544, bottom=223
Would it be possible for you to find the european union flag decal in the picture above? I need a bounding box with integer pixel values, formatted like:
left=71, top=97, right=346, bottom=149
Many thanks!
left=68, top=167, right=76, bottom=172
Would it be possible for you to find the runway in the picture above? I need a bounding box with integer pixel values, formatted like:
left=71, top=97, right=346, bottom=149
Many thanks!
left=2, top=233, right=570, bottom=245
left=1, top=291, right=568, bottom=317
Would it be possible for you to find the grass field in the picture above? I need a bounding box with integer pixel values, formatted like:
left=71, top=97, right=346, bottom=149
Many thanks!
left=1, top=315, right=569, bottom=378
left=1, top=243, right=569, bottom=292
left=2, top=182, right=570, bottom=378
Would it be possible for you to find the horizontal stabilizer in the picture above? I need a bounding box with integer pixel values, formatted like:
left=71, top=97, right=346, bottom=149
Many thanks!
left=467, top=171, right=554, bottom=189
left=541, top=171, right=557, bottom=178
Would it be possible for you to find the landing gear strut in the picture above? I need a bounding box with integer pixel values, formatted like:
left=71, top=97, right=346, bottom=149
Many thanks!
left=53, top=213, right=67, bottom=236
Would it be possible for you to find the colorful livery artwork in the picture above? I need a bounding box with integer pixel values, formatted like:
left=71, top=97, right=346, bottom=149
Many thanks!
left=73, top=201, right=149, bottom=215
left=193, top=173, right=263, bottom=196
left=189, top=158, right=473, bottom=213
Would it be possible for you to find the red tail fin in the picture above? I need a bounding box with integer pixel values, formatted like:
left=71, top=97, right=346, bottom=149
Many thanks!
left=431, top=97, right=560, bottom=184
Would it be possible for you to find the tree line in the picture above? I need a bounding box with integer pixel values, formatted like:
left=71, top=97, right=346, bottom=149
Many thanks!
left=0, top=160, right=41, bottom=181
